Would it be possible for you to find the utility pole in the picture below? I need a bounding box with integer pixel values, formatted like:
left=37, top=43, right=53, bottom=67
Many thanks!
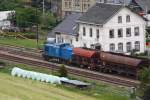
left=42, top=0, right=45, bottom=17
left=123, top=0, right=126, bottom=6
left=36, top=3, right=39, bottom=48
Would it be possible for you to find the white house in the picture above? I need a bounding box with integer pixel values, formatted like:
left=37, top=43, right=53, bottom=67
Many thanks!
left=0, top=11, right=15, bottom=28
left=76, top=3, right=146, bottom=54
left=55, top=3, right=146, bottom=54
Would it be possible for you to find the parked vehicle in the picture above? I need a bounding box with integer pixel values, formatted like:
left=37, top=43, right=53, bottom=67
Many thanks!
left=43, top=43, right=150, bottom=78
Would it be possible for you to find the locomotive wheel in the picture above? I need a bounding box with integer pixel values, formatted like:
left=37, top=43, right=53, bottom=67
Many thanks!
left=43, top=55, right=49, bottom=61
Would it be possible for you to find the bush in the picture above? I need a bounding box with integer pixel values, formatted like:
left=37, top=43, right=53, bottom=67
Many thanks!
left=58, top=64, right=68, bottom=77
left=138, top=68, right=150, bottom=100
left=143, top=86, right=150, bottom=100
left=0, top=61, right=6, bottom=66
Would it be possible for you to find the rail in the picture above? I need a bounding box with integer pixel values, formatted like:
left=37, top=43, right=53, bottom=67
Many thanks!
left=0, top=51, right=140, bottom=87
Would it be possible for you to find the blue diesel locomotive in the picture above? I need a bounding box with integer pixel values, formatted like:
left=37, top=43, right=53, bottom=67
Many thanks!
left=43, top=43, right=73, bottom=61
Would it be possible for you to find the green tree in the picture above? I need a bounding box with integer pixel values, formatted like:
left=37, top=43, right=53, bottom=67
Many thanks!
left=15, top=7, right=40, bottom=28
left=41, top=12, right=56, bottom=29
left=7, top=11, right=16, bottom=26
left=58, top=64, right=68, bottom=77
left=0, top=0, right=22, bottom=11
left=138, top=67, right=150, bottom=100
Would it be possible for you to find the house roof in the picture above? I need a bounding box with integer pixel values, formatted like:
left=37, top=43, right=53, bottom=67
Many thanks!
left=135, top=0, right=150, bottom=12
left=77, top=3, right=123, bottom=25
left=47, top=13, right=82, bottom=38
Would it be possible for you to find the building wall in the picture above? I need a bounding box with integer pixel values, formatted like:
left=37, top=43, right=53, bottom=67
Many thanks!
left=0, top=20, right=11, bottom=28
left=76, top=8, right=146, bottom=54
left=62, top=0, right=96, bottom=17
left=56, top=33, right=79, bottom=47
left=0, top=11, right=14, bottom=28
left=144, top=14, right=150, bottom=27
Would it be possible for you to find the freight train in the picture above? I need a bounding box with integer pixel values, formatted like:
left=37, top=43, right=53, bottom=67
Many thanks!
left=42, top=43, right=150, bottom=78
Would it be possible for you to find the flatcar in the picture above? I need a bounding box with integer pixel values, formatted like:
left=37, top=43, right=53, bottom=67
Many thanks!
left=42, top=42, right=150, bottom=78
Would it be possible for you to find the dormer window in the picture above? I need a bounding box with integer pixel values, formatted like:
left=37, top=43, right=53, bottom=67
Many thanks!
left=126, top=15, right=130, bottom=22
left=118, top=16, right=122, bottom=23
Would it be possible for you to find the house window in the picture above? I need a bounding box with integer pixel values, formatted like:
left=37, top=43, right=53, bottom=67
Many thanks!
left=90, top=28, right=93, bottom=37
left=70, top=39, right=72, bottom=44
left=83, top=43, right=86, bottom=47
left=126, top=42, right=132, bottom=52
left=75, top=0, right=80, bottom=6
left=126, top=15, right=130, bottom=22
left=76, top=37, right=78, bottom=42
left=134, top=27, right=139, bottom=36
left=65, top=2, right=68, bottom=8
left=118, top=16, right=122, bottom=23
left=135, top=41, right=140, bottom=51
left=69, top=2, right=71, bottom=8
left=87, top=4, right=90, bottom=8
left=110, top=43, right=115, bottom=52
left=83, top=4, right=86, bottom=9
left=118, top=28, right=123, bottom=37
left=118, top=43, right=123, bottom=52
left=96, top=29, right=99, bottom=38
left=83, top=27, right=86, bottom=36
left=57, top=37, right=61, bottom=43
left=62, top=38, right=64, bottom=43
left=126, top=28, right=131, bottom=37
left=109, top=29, right=114, bottom=38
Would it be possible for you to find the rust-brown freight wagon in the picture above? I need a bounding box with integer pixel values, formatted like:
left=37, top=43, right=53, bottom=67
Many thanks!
left=99, top=52, right=146, bottom=78
left=72, top=48, right=99, bottom=70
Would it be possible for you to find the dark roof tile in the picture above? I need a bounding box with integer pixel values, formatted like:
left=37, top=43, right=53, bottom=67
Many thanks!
left=135, top=0, right=150, bottom=12
left=48, top=13, right=82, bottom=38
left=77, top=3, right=123, bottom=25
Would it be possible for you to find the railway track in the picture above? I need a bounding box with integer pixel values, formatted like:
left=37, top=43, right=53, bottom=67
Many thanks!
left=0, top=51, right=140, bottom=87
left=0, top=44, right=43, bottom=59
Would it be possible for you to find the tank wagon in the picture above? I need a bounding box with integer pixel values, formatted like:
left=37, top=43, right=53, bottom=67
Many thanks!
left=43, top=43, right=150, bottom=78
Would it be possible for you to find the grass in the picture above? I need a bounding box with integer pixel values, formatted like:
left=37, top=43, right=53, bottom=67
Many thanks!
left=0, top=73, right=96, bottom=100
left=0, top=60, right=135, bottom=100
left=0, top=37, right=45, bottom=49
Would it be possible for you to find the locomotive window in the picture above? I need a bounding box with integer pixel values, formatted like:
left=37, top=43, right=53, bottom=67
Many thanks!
left=45, top=46, right=49, bottom=52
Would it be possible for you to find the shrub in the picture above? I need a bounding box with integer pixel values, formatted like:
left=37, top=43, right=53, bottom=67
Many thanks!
left=0, top=61, right=6, bottom=66
left=58, top=64, right=68, bottom=77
